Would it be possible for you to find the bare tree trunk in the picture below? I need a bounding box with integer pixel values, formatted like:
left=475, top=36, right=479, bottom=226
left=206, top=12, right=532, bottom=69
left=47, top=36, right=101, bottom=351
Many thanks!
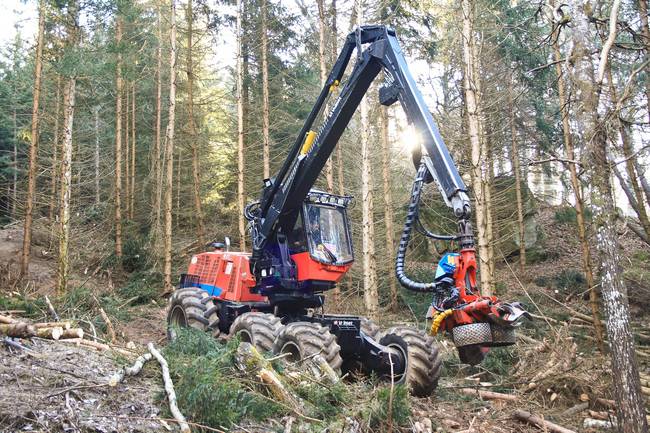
left=94, top=106, right=100, bottom=204
left=20, top=0, right=45, bottom=277
left=636, top=0, right=650, bottom=122
left=568, top=2, right=647, bottom=431
left=461, top=0, right=492, bottom=295
left=380, top=107, right=397, bottom=311
left=130, top=83, right=136, bottom=220
left=317, top=0, right=334, bottom=193
left=49, top=76, right=62, bottom=223
left=508, top=78, right=526, bottom=271
left=163, top=0, right=177, bottom=293
left=152, top=1, right=163, bottom=251
left=57, top=0, right=78, bottom=294
left=261, top=0, right=271, bottom=180
left=176, top=147, right=181, bottom=228
left=114, top=15, right=124, bottom=259
left=11, top=108, right=16, bottom=219
left=236, top=0, right=246, bottom=251
left=331, top=0, right=344, bottom=196
left=551, top=18, right=604, bottom=351
left=355, top=0, right=378, bottom=318
left=124, top=82, right=131, bottom=220
left=605, top=66, right=650, bottom=241
left=185, top=0, right=206, bottom=246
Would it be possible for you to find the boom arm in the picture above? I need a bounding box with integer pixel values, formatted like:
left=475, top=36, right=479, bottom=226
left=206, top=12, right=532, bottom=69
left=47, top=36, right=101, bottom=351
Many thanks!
left=248, top=25, right=471, bottom=276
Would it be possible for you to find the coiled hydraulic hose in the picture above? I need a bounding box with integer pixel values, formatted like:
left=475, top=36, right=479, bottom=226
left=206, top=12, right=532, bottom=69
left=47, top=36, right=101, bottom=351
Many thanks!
left=395, top=163, right=443, bottom=292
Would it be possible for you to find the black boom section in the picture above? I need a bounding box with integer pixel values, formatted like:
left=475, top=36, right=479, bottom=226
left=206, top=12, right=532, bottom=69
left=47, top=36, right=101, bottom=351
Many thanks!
left=250, top=25, right=471, bottom=274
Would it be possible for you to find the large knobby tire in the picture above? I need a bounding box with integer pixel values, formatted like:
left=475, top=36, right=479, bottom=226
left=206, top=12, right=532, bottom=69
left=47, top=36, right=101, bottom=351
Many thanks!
left=360, top=317, right=381, bottom=340
left=229, top=312, right=282, bottom=353
left=272, top=322, right=343, bottom=374
left=380, top=326, right=442, bottom=397
left=167, top=287, right=220, bottom=340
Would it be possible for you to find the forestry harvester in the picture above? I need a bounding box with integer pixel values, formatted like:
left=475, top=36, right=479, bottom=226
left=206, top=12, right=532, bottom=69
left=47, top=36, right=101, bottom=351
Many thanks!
left=167, top=25, right=529, bottom=396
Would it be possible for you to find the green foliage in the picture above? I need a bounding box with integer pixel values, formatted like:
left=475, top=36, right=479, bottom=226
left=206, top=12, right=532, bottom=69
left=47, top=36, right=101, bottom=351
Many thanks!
left=554, top=206, right=592, bottom=225
left=163, top=328, right=285, bottom=429
left=526, top=246, right=559, bottom=264
left=296, top=381, right=350, bottom=420
left=481, top=347, right=518, bottom=378
left=0, top=295, right=46, bottom=318
left=117, top=271, right=161, bottom=305
left=367, top=385, right=411, bottom=428
left=534, top=269, right=585, bottom=294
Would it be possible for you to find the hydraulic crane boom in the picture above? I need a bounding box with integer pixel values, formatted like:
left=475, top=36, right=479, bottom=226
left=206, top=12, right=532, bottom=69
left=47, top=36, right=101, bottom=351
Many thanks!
left=248, top=25, right=472, bottom=281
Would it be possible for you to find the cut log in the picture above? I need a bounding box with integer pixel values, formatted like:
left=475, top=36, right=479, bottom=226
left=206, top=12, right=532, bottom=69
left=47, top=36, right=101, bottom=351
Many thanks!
left=460, top=388, right=518, bottom=402
left=60, top=328, right=84, bottom=339
left=0, top=314, right=17, bottom=324
left=34, top=321, right=72, bottom=330
left=0, top=322, right=36, bottom=338
left=35, top=326, right=63, bottom=340
left=308, top=354, right=339, bottom=385
left=109, top=352, right=153, bottom=386
left=583, top=418, right=614, bottom=429
left=561, top=402, right=589, bottom=417
left=588, top=410, right=612, bottom=420
left=148, top=343, right=190, bottom=433
left=513, top=410, right=577, bottom=433
left=595, top=398, right=617, bottom=409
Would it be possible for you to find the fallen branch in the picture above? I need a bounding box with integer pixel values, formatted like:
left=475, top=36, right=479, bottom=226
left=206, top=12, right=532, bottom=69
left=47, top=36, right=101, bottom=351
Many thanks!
left=109, top=352, right=153, bottom=386
left=148, top=343, right=190, bottom=433
left=58, top=337, right=132, bottom=356
left=460, top=388, right=518, bottom=402
left=93, top=296, right=116, bottom=343
left=44, top=295, right=60, bottom=322
left=60, top=328, right=84, bottom=339
left=235, top=342, right=305, bottom=409
left=513, top=410, right=577, bottom=433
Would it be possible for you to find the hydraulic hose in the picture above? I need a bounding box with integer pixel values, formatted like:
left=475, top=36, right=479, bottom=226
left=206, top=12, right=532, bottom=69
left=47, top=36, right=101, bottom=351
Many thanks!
left=395, top=163, right=442, bottom=293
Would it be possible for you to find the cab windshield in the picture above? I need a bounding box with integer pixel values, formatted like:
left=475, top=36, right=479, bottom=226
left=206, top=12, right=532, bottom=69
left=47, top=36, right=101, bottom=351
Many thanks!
left=305, top=204, right=353, bottom=264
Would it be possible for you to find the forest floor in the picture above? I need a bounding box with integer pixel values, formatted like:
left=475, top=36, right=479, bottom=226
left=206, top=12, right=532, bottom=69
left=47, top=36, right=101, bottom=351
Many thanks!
left=1, top=205, right=649, bottom=432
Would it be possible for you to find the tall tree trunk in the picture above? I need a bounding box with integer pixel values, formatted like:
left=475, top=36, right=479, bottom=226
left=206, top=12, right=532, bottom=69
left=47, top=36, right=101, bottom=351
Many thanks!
left=636, top=0, right=650, bottom=121
left=605, top=66, right=650, bottom=241
left=94, top=105, right=100, bottom=204
left=49, top=76, right=62, bottom=223
left=507, top=79, right=526, bottom=271
left=356, top=0, right=378, bottom=318
left=236, top=0, right=246, bottom=251
left=125, top=82, right=131, bottom=220
left=152, top=1, right=164, bottom=251
left=461, top=0, right=492, bottom=295
left=568, top=1, right=647, bottom=431
left=317, top=0, right=334, bottom=193
left=12, top=109, right=17, bottom=219
left=163, top=0, right=178, bottom=293
left=380, top=107, right=397, bottom=311
left=57, top=0, right=79, bottom=294
left=20, top=0, right=45, bottom=277
left=261, top=0, right=271, bottom=180
left=114, top=15, right=124, bottom=259
left=176, top=147, right=181, bottom=228
left=130, top=82, right=136, bottom=220
left=331, top=0, right=344, bottom=196
left=185, top=0, right=206, bottom=246
left=551, top=18, right=604, bottom=351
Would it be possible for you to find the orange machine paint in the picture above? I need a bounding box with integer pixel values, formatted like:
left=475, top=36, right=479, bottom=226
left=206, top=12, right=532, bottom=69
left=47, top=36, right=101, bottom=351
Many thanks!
left=291, top=252, right=351, bottom=283
left=188, top=252, right=265, bottom=303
